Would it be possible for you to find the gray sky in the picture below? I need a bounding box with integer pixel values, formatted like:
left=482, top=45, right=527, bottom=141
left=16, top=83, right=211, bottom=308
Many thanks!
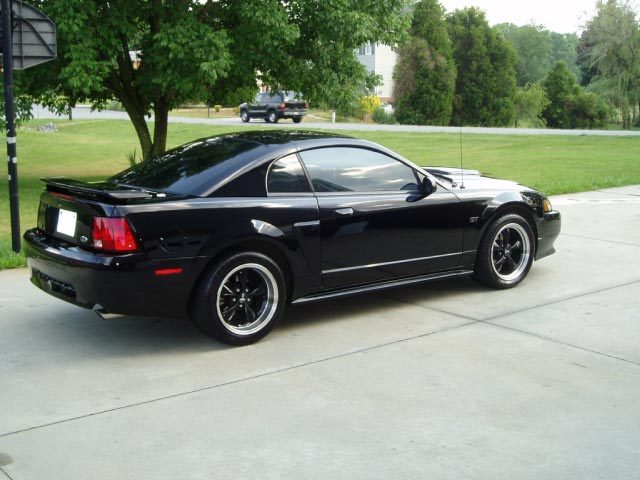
left=438, top=0, right=600, bottom=33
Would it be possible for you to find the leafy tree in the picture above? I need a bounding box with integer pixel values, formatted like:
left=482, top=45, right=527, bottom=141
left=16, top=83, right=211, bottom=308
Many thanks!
left=581, top=0, right=640, bottom=129
left=447, top=8, right=517, bottom=126
left=393, top=0, right=456, bottom=125
left=577, top=28, right=600, bottom=86
left=542, top=61, right=608, bottom=129
left=206, top=1, right=409, bottom=114
left=514, top=83, right=549, bottom=127
left=496, top=23, right=552, bottom=86
left=0, top=95, right=33, bottom=130
left=549, top=32, right=581, bottom=81
left=542, top=62, right=580, bottom=128
left=22, top=0, right=409, bottom=159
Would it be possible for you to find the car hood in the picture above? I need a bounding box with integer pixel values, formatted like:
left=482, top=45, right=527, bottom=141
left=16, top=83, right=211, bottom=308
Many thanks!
left=425, top=167, right=529, bottom=192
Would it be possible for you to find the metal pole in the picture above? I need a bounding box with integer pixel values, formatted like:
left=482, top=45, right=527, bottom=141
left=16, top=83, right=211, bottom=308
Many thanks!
left=2, top=0, right=20, bottom=252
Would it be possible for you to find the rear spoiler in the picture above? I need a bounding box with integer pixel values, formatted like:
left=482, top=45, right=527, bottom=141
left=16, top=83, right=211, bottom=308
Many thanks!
left=42, top=177, right=156, bottom=201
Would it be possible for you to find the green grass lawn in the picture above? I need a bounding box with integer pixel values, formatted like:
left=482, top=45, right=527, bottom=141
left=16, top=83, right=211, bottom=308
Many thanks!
left=1, top=118, right=638, bottom=268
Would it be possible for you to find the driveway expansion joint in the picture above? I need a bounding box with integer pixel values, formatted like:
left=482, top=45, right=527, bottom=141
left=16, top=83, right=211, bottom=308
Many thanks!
left=559, top=232, right=640, bottom=247
left=0, top=467, right=14, bottom=480
left=377, top=292, right=482, bottom=322
left=480, top=320, right=640, bottom=368
left=0, top=319, right=477, bottom=440
left=479, top=278, right=640, bottom=323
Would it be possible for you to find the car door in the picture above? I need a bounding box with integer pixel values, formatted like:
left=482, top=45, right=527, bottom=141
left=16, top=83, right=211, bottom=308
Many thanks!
left=249, top=93, right=267, bottom=118
left=298, top=146, right=465, bottom=289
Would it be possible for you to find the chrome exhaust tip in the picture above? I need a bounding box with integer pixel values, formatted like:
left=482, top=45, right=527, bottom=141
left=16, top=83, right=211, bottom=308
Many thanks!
left=92, top=305, right=125, bottom=320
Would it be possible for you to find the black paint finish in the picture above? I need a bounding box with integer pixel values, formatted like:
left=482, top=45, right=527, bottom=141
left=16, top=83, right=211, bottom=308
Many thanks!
left=24, top=131, right=561, bottom=318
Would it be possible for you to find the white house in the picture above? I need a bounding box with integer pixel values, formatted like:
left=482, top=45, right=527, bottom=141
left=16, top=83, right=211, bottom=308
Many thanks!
left=356, top=42, right=397, bottom=102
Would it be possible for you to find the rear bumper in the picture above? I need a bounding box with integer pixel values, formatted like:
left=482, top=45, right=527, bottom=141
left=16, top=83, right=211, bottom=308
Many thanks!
left=535, top=210, right=561, bottom=260
left=24, top=229, right=193, bottom=318
left=279, top=109, right=307, bottom=118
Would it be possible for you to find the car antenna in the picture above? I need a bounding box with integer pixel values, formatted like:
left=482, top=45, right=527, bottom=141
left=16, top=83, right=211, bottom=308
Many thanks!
left=459, top=125, right=465, bottom=189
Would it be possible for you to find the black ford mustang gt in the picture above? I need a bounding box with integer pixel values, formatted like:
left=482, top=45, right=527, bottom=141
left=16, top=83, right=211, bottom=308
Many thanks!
left=25, top=131, right=561, bottom=345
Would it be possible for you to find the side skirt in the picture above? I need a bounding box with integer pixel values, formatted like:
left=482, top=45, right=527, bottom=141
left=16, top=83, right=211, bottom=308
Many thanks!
left=291, top=269, right=474, bottom=305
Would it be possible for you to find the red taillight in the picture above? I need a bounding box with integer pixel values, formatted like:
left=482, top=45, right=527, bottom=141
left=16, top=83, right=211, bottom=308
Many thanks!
left=279, top=102, right=286, bottom=111
left=92, top=217, right=139, bottom=253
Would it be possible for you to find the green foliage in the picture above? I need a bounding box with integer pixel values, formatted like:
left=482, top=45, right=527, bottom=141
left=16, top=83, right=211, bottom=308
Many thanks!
left=0, top=95, right=33, bottom=130
left=581, top=0, right=640, bottom=129
left=126, top=148, right=141, bottom=167
left=447, top=8, right=517, bottom=126
left=394, top=0, right=455, bottom=125
left=549, top=32, right=581, bottom=81
left=542, top=62, right=609, bottom=129
left=372, top=107, right=397, bottom=124
left=358, top=95, right=382, bottom=118
left=514, top=84, right=549, bottom=128
left=496, top=23, right=552, bottom=86
left=206, top=0, right=410, bottom=110
left=22, top=0, right=409, bottom=156
left=542, top=62, right=581, bottom=128
left=497, top=24, right=582, bottom=87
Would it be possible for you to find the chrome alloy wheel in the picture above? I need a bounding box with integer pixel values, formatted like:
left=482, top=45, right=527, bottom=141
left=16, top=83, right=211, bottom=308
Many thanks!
left=490, top=223, right=531, bottom=282
left=216, top=263, right=278, bottom=336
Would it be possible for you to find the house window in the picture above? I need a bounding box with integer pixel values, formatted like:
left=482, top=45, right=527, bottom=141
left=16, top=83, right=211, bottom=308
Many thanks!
left=358, top=43, right=375, bottom=56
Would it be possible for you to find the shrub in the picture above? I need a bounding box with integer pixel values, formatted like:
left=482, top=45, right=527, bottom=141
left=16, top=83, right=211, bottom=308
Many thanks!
left=358, top=95, right=382, bottom=122
left=214, top=104, right=221, bottom=112
left=372, top=107, right=397, bottom=124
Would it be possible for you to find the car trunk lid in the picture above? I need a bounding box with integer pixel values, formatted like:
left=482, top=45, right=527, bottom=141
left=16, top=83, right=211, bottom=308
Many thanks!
left=37, top=178, right=159, bottom=248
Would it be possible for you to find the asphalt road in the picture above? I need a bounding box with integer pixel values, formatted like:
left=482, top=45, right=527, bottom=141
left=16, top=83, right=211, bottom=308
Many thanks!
left=31, top=105, right=640, bottom=136
left=1, top=186, right=639, bottom=479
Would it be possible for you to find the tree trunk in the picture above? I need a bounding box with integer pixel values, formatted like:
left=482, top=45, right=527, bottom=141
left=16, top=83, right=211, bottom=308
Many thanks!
left=151, top=101, right=169, bottom=157
left=125, top=106, right=153, bottom=159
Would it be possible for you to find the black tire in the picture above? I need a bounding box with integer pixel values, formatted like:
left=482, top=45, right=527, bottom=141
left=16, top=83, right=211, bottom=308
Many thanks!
left=292, top=117, right=302, bottom=124
left=240, top=110, right=250, bottom=123
left=473, top=213, right=535, bottom=289
left=191, top=252, right=286, bottom=345
left=267, top=110, right=278, bottom=124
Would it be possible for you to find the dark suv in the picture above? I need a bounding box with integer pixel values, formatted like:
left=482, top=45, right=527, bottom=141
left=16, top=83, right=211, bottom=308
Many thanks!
left=239, top=91, right=308, bottom=123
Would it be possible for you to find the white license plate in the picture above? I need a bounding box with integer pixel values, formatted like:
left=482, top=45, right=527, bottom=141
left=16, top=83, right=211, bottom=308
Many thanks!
left=56, top=209, right=77, bottom=237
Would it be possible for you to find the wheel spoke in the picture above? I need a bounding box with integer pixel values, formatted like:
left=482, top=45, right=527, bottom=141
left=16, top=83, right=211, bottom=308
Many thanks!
left=244, top=304, right=256, bottom=322
left=505, top=253, right=517, bottom=270
left=238, top=270, right=249, bottom=292
left=511, top=240, right=522, bottom=251
left=495, top=255, right=507, bottom=271
left=249, top=284, right=266, bottom=297
left=222, top=303, right=239, bottom=321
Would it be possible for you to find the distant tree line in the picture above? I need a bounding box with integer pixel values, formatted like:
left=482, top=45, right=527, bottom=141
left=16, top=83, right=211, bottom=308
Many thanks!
left=394, top=0, right=640, bottom=130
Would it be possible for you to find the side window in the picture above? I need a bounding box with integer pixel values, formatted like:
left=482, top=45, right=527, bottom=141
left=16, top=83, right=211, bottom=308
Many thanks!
left=267, top=154, right=311, bottom=194
left=299, top=147, right=419, bottom=193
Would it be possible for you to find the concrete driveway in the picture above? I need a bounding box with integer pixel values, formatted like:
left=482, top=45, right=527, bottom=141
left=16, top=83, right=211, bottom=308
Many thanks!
left=1, top=186, right=639, bottom=480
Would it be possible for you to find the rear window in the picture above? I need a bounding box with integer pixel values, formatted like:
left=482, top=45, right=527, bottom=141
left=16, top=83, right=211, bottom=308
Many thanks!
left=108, top=137, right=261, bottom=196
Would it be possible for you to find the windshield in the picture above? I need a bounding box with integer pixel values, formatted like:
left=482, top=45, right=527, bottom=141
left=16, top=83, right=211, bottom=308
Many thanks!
left=283, top=91, right=302, bottom=101
left=109, top=136, right=261, bottom=196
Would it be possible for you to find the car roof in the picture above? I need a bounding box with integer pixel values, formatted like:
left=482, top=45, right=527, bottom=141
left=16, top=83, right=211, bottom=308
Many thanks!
left=112, top=130, right=416, bottom=197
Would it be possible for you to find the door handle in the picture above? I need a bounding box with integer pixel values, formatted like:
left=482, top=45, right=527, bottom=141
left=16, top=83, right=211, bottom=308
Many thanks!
left=335, top=208, right=354, bottom=216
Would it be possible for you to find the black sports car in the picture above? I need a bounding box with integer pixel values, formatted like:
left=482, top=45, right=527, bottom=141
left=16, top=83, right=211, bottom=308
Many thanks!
left=24, top=131, right=561, bottom=345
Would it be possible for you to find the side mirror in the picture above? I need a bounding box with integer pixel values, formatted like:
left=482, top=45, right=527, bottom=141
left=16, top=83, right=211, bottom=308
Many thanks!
left=419, top=176, right=437, bottom=197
